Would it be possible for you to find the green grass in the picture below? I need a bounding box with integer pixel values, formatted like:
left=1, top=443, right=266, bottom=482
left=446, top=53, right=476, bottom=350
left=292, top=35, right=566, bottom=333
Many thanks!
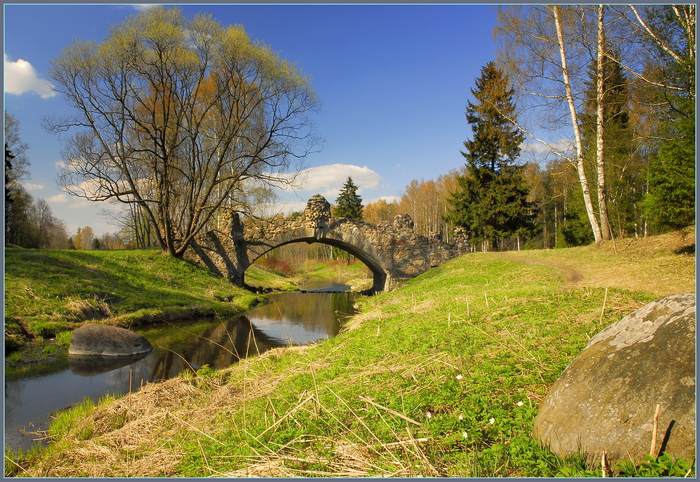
left=5, top=248, right=263, bottom=350
left=244, top=264, right=299, bottom=291
left=7, top=232, right=695, bottom=477
left=245, top=258, right=373, bottom=291
left=298, top=258, right=372, bottom=289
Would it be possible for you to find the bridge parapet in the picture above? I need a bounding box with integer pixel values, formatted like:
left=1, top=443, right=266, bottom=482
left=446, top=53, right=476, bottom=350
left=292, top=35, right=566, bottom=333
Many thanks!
left=188, top=195, right=470, bottom=292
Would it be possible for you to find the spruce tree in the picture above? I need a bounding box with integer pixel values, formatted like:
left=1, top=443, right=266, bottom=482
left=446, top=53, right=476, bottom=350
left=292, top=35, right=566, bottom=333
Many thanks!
left=334, top=177, right=363, bottom=221
left=640, top=5, right=695, bottom=230
left=446, top=62, right=534, bottom=251
left=577, top=53, right=642, bottom=240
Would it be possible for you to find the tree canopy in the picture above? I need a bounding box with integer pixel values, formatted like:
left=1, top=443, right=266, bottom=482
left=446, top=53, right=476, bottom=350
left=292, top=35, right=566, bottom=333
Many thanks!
left=45, top=6, right=321, bottom=257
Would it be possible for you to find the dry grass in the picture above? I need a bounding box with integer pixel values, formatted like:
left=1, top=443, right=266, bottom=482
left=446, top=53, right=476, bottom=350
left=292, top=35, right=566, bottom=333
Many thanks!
left=23, top=377, right=202, bottom=477
left=498, top=227, right=695, bottom=297
left=65, top=298, right=112, bottom=321
left=19, top=340, right=455, bottom=478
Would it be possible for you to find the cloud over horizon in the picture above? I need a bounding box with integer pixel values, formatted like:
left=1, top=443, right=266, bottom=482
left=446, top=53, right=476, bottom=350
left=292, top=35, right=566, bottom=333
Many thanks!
left=4, top=54, right=56, bottom=99
left=278, top=163, right=383, bottom=198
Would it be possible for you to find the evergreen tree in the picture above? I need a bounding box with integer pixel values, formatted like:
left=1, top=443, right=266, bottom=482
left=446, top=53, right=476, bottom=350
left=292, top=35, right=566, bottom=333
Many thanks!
left=333, top=177, right=363, bottom=220
left=640, top=5, right=695, bottom=229
left=446, top=62, right=534, bottom=251
left=5, top=115, right=37, bottom=247
left=643, top=101, right=695, bottom=229
left=578, top=52, right=644, bottom=240
left=556, top=182, right=595, bottom=247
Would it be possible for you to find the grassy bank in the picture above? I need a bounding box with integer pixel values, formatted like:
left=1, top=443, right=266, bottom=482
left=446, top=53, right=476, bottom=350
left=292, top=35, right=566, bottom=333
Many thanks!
left=248, top=257, right=373, bottom=291
left=4, top=248, right=263, bottom=351
left=7, top=229, right=695, bottom=477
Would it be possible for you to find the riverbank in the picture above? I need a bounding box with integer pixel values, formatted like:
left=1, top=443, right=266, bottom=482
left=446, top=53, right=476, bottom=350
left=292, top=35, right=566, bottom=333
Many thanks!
left=6, top=228, right=696, bottom=477
left=4, top=248, right=265, bottom=352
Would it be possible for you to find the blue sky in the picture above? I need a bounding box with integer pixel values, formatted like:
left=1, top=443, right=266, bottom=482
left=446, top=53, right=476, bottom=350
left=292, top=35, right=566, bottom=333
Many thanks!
left=4, top=4, right=500, bottom=236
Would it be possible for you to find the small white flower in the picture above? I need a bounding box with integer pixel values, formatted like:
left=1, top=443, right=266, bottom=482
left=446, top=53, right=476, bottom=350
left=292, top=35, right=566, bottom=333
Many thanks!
left=455, top=374, right=463, bottom=380
left=426, top=411, right=432, bottom=419
left=462, top=431, right=468, bottom=439
left=458, top=414, right=464, bottom=421
left=516, top=401, right=524, bottom=407
left=489, top=418, right=495, bottom=425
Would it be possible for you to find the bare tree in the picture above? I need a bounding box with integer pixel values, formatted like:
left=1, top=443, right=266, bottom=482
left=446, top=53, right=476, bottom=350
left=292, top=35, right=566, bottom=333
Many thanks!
left=45, top=7, right=321, bottom=258
left=609, top=5, right=695, bottom=100
left=494, top=5, right=626, bottom=243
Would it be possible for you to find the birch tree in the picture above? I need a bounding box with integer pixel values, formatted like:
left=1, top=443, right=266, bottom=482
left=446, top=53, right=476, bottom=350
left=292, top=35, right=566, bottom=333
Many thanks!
left=495, top=5, right=605, bottom=243
left=594, top=5, right=612, bottom=240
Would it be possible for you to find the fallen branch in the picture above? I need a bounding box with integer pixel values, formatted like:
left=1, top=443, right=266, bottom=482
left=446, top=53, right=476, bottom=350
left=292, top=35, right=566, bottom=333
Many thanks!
left=599, top=287, right=609, bottom=325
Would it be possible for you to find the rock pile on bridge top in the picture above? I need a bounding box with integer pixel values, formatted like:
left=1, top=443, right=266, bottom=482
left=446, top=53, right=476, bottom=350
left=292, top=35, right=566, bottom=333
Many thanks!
left=304, top=194, right=332, bottom=228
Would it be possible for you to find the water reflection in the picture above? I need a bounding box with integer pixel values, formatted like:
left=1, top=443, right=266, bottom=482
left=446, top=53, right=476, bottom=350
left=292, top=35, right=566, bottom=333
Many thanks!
left=251, top=291, right=355, bottom=345
left=69, top=353, right=150, bottom=376
left=145, top=316, right=282, bottom=379
left=5, top=289, right=357, bottom=452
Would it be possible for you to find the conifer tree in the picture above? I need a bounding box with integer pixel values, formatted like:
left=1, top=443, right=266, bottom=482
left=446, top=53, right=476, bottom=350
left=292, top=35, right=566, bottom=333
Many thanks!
left=640, top=5, right=695, bottom=229
left=577, top=53, right=642, bottom=240
left=446, top=62, right=534, bottom=251
left=333, top=177, right=363, bottom=221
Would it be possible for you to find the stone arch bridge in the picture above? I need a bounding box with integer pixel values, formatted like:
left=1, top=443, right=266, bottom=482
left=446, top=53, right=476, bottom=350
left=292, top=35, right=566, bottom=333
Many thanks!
left=187, top=195, right=470, bottom=292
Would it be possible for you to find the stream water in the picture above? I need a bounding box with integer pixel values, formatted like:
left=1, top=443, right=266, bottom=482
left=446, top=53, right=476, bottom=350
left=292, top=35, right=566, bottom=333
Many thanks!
left=4, top=282, right=357, bottom=452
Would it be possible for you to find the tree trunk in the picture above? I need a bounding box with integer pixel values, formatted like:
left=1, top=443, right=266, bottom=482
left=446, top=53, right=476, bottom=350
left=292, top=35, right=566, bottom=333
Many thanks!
left=553, top=5, right=603, bottom=244
left=596, top=4, right=613, bottom=240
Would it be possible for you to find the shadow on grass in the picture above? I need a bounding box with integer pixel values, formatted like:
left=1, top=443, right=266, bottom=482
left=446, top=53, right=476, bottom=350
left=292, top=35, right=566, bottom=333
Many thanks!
left=674, top=244, right=695, bottom=255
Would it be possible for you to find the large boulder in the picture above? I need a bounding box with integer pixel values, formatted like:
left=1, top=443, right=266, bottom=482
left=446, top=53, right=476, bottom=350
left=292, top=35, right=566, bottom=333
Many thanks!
left=532, top=293, right=695, bottom=467
left=69, top=323, right=153, bottom=357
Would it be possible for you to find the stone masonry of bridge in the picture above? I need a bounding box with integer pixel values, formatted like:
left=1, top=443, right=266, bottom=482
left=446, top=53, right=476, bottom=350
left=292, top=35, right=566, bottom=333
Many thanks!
left=187, top=194, right=470, bottom=292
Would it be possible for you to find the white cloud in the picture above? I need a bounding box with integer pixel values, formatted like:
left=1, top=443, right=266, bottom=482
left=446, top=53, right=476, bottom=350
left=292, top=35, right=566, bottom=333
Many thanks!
left=260, top=200, right=308, bottom=217
left=520, top=139, right=575, bottom=155
left=132, top=5, right=157, bottom=11
left=21, top=182, right=45, bottom=191
left=280, top=163, right=382, bottom=195
left=46, top=193, right=69, bottom=203
left=4, top=54, right=56, bottom=99
left=66, top=196, right=98, bottom=210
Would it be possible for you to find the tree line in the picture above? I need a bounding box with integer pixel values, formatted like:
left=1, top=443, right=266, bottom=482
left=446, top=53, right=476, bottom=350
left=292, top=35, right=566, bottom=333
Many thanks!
left=364, top=4, right=694, bottom=251
left=5, top=113, right=70, bottom=249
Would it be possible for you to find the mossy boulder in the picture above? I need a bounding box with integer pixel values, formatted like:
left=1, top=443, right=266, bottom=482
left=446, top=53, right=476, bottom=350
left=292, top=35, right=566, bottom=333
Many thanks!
left=533, top=293, right=695, bottom=467
left=69, top=323, right=153, bottom=357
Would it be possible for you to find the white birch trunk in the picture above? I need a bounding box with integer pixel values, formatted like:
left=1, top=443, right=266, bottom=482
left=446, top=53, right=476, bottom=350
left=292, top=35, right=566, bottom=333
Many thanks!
left=553, top=5, right=603, bottom=243
left=596, top=4, right=612, bottom=240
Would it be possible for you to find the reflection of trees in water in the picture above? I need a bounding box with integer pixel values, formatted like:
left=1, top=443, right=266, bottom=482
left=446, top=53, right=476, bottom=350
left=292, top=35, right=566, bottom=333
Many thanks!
left=148, top=316, right=282, bottom=381
left=258, top=292, right=356, bottom=334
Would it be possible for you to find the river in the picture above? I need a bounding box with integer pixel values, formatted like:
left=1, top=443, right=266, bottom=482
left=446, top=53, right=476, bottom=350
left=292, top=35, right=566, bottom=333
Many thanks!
left=4, top=282, right=357, bottom=452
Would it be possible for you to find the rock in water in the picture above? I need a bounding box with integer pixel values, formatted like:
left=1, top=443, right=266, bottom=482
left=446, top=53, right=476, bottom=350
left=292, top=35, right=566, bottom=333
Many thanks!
left=69, top=323, right=153, bottom=357
left=532, top=293, right=695, bottom=467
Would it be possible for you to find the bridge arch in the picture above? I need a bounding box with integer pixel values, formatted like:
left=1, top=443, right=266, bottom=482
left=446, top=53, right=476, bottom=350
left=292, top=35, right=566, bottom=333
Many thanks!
left=244, top=225, right=393, bottom=292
